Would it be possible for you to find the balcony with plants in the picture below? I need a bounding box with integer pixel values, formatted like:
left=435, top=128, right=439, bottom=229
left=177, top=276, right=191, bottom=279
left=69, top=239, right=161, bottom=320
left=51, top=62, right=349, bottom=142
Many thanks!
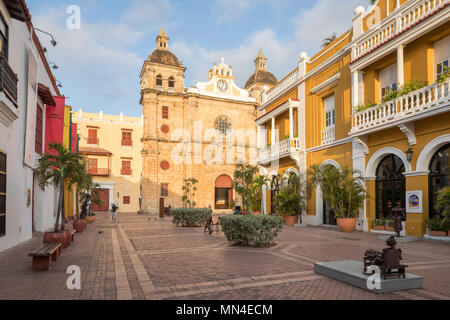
left=351, top=73, right=450, bottom=136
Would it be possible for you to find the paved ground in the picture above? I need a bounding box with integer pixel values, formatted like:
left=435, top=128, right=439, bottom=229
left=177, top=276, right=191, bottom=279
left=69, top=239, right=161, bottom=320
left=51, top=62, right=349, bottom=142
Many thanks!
left=0, top=212, right=449, bottom=300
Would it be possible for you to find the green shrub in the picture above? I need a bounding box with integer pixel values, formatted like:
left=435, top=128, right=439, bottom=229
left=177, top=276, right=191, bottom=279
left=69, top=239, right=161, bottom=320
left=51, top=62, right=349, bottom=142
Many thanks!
left=382, top=80, right=428, bottom=104
left=426, top=218, right=444, bottom=231
left=385, top=219, right=394, bottom=227
left=220, top=215, right=283, bottom=247
left=355, top=101, right=377, bottom=113
left=373, top=219, right=385, bottom=226
left=170, top=208, right=212, bottom=227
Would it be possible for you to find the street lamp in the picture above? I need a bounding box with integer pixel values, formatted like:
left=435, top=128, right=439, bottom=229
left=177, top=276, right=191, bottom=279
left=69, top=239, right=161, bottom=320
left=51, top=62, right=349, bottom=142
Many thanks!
left=406, top=148, right=413, bottom=162
left=34, top=28, right=57, bottom=47
left=49, top=62, right=59, bottom=70
left=56, top=80, right=63, bottom=88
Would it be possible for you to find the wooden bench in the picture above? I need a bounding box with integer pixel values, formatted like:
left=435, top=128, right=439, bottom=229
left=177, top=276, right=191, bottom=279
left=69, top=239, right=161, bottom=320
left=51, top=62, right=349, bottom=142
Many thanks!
left=29, top=243, right=62, bottom=271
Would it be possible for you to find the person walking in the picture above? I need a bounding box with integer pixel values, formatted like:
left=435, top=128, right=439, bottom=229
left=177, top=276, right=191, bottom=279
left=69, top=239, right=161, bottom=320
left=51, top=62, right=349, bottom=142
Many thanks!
left=111, top=200, right=119, bottom=222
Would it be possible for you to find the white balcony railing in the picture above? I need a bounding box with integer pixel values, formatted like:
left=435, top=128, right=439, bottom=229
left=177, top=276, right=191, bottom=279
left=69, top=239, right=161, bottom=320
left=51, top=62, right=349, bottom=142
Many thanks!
left=352, top=79, right=450, bottom=134
left=321, top=126, right=336, bottom=145
left=257, top=138, right=301, bottom=164
left=266, top=69, right=299, bottom=103
left=352, top=0, right=448, bottom=62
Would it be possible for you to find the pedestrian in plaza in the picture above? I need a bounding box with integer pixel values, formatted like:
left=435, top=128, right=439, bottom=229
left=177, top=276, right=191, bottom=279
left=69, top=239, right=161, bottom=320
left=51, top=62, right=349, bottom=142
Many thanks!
left=233, top=206, right=242, bottom=215
left=111, top=200, right=119, bottom=222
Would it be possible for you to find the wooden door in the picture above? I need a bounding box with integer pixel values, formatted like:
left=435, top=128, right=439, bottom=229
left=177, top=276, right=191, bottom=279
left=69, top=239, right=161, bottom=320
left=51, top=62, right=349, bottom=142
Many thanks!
left=91, top=189, right=109, bottom=212
left=159, top=198, right=165, bottom=218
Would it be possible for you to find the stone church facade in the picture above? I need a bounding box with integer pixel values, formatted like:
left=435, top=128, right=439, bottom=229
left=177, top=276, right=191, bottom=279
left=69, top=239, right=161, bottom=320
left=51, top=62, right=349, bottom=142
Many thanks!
left=140, top=29, right=277, bottom=214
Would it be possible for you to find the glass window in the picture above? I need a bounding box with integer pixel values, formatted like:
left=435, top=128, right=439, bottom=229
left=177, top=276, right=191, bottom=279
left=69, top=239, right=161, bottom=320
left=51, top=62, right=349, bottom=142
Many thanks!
left=123, top=196, right=131, bottom=205
left=122, top=131, right=132, bottom=146
left=35, top=105, right=43, bottom=155
left=156, top=75, right=163, bottom=86
left=323, top=95, right=335, bottom=129
left=162, top=106, right=169, bottom=119
left=215, top=117, right=231, bottom=135
left=168, top=77, right=175, bottom=88
left=161, top=184, right=169, bottom=197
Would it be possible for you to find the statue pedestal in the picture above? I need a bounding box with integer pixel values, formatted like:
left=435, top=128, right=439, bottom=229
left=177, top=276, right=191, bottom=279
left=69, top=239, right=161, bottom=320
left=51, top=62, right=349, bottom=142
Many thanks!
left=377, top=235, right=421, bottom=243
left=314, top=260, right=423, bottom=294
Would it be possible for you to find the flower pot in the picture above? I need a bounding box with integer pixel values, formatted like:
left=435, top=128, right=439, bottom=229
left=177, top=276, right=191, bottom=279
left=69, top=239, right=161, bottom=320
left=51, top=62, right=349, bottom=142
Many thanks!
left=337, top=218, right=357, bottom=233
left=62, top=229, right=72, bottom=247
left=86, top=216, right=96, bottom=224
left=284, top=216, right=297, bottom=227
left=43, top=232, right=66, bottom=255
left=372, top=225, right=385, bottom=231
left=253, top=211, right=262, bottom=215
left=73, top=219, right=86, bottom=233
left=429, top=230, right=447, bottom=237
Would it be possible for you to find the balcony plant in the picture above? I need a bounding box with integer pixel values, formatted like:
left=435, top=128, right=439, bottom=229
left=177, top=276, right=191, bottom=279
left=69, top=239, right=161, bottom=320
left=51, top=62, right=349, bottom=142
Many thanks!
left=37, top=143, right=85, bottom=249
left=438, top=65, right=450, bottom=84
left=381, top=80, right=428, bottom=104
left=273, top=171, right=309, bottom=227
left=355, top=101, right=377, bottom=113
left=308, top=165, right=367, bottom=233
left=385, top=219, right=395, bottom=232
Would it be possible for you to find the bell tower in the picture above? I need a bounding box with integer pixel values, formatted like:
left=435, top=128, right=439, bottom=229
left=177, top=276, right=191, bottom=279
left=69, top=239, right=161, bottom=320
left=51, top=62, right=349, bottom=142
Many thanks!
left=156, top=27, right=169, bottom=51
left=254, top=49, right=267, bottom=72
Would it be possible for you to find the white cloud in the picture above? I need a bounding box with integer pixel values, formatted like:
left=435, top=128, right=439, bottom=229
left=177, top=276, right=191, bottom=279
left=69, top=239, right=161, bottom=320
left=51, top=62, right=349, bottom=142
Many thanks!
left=211, top=0, right=289, bottom=23
left=293, top=0, right=361, bottom=54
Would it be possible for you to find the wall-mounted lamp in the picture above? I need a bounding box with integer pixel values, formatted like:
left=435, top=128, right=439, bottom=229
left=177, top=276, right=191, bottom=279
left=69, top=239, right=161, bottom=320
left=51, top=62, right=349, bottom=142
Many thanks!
left=56, top=80, right=63, bottom=88
left=49, top=62, right=59, bottom=70
left=34, top=28, right=58, bottom=47
left=406, top=148, right=413, bottom=162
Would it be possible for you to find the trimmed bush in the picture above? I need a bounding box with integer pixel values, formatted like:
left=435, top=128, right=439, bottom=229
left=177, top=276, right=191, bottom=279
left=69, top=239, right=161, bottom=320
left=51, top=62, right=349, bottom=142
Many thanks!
left=220, top=215, right=283, bottom=247
left=171, top=208, right=212, bottom=227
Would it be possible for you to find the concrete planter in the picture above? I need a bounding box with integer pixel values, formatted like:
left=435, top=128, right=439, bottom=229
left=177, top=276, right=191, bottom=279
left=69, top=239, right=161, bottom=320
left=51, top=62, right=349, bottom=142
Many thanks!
left=372, top=225, right=385, bottom=231
left=62, top=230, right=72, bottom=247
left=73, top=219, right=86, bottom=233
left=86, top=216, right=96, bottom=224
left=385, top=226, right=395, bottom=232
left=429, top=230, right=447, bottom=237
left=337, top=218, right=357, bottom=233
left=43, top=232, right=66, bottom=255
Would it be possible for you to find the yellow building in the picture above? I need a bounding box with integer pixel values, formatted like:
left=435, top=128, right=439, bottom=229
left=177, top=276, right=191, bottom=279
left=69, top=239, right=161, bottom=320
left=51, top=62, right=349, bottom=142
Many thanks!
left=256, top=0, right=450, bottom=237
left=73, top=111, right=144, bottom=213
left=139, top=28, right=277, bottom=215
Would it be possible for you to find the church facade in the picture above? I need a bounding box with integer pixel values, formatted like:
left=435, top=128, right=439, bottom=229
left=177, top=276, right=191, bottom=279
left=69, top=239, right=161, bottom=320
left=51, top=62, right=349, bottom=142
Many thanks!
left=139, top=29, right=277, bottom=214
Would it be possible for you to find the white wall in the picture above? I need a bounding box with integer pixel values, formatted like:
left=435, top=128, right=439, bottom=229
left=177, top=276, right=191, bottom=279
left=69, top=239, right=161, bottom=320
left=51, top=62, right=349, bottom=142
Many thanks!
left=0, top=4, right=59, bottom=252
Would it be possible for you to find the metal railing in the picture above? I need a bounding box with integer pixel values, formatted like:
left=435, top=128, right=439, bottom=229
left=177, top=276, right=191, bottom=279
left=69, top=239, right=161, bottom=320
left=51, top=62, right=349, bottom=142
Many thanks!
left=0, top=54, right=18, bottom=106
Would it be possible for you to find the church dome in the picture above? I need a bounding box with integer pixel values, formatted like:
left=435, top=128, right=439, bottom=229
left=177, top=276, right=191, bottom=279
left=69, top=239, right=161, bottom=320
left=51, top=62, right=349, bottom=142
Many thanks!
left=245, top=70, right=278, bottom=89
left=149, top=49, right=182, bottom=67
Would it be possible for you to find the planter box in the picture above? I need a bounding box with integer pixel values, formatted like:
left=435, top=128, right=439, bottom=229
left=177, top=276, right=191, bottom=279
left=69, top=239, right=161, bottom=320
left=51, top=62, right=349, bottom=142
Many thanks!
left=284, top=216, right=297, bottom=227
left=429, top=230, right=447, bottom=237
left=385, top=226, right=395, bottom=232
left=372, top=225, right=386, bottom=231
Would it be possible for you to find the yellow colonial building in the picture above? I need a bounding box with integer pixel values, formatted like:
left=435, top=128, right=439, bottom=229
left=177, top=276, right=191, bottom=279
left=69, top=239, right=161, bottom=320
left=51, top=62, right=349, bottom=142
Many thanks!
left=256, top=0, right=450, bottom=237
left=73, top=110, right=144, bottom=213
left=140, top=29, right=277, bottom=215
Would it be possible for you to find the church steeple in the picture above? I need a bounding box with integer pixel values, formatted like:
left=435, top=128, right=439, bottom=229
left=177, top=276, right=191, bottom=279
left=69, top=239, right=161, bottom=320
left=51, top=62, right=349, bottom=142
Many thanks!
left=156, top=27, right=169, bottom=51
left=254, top=49, right=267, bottom=72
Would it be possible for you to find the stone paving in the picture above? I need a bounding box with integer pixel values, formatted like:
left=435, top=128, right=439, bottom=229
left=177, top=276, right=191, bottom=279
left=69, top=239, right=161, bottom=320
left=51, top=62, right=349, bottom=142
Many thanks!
left=0, top=212, right=449, bottom=300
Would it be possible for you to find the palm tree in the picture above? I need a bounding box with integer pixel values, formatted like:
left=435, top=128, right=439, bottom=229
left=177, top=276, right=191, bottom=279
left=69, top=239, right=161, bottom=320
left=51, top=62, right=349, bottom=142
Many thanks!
left=308, top=165, right=367, bottom=219
left=274, top=171, right=310, bottom=223
left=321, top=33, right=337, bottom=49
left=435, top=186, right=450, bottom=232
left=37, top=143, right=84, bottom=233
left=248, top=175, right=270, bottom=214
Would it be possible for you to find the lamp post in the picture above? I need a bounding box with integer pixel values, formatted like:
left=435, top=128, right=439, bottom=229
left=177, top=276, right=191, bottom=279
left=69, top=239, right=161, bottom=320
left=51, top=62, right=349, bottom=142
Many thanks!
left=406, top=148, right=413, bottom=162
left=34, top=28, right=57, bottom=47
left=49, top=62, right=59, bottom=70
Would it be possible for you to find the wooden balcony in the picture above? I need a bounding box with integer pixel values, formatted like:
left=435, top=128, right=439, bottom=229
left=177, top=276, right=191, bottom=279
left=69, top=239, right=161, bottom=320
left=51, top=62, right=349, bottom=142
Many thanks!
left=121, top=140, right=133, bottom=147
left=257, top=138, right=301, bottom=164
left=88, top=168, right=110, bottom=177
left=0, top=54, right=18, bottom=106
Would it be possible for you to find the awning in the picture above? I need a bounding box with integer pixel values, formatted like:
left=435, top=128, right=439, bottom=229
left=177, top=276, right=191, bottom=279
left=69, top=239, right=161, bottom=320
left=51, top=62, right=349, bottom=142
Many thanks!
left=38, top=83, right=56, bottom=106
left=79, top=146, right=113, bottom=156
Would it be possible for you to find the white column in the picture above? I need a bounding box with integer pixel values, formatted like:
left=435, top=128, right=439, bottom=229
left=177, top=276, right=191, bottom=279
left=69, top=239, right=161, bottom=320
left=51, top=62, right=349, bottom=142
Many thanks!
left=352, top=71, right=360, bottom=109
left=395, top=0, right=400, bottom=9
left=271, top=117, right=276, bottom=145
left=397, top=45, right=404, bottom=86
left=289, top=104, right=294, bottom=139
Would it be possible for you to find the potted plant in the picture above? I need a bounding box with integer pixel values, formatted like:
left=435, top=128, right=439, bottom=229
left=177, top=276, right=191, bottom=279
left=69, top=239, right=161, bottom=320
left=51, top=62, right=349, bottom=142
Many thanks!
left=86, top=212, right=96, bottom=224
left=232, top=164, right=260, bottom=216
left=79, top=181, right=102, bottom=226
left=385, top=219, right=395, bottom=232
left=308, top=165, right=367, bottom=233
left=435, top=186, right=450, bottom=236
left=426, top=218, right=447, bottom=237
left=273, top=171, right=309, bottom=227
left=37, top=143, right=84, bottom=251
left=372, top=219, right=386, bottom=231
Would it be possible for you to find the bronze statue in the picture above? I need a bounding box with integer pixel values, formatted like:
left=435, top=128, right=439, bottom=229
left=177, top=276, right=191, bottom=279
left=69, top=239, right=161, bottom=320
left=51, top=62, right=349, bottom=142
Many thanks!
left=391, top=207, right=406, bottom=237
left=363, top=236, right=408, bottom=279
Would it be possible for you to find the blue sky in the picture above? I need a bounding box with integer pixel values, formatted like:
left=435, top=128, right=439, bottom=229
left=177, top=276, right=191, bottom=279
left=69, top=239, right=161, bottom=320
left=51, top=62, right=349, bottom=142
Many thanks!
left=28, top=0, right=370, bottom=117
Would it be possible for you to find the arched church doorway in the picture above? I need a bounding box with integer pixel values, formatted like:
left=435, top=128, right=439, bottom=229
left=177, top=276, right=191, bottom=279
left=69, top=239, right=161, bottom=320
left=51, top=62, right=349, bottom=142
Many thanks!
left=215, top=175, right=232, bottom=210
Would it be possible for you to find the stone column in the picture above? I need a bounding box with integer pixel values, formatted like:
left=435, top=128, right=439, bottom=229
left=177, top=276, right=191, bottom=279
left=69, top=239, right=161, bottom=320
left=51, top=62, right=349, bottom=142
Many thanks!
left=289, top=103, right=294, bottom=139
left=352, top=70, right=360, bottom=109
left=397, top=45, right=405, bottom=86
left=271, top=117, right=276, bottom=145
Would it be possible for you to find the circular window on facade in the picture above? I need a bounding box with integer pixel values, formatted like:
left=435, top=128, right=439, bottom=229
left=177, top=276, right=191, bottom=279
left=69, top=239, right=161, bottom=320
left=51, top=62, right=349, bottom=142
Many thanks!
left=161, top=125, right=170, bottom=134
left=160, top=161, right=170, bottom=171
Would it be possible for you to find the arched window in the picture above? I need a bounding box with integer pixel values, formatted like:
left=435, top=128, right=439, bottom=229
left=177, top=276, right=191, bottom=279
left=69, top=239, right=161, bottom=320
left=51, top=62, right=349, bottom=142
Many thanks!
left=270, top=175, right=281, bottom=214
left=215, top=117, right=231, bottom=135
left=215, top=175, right=232, bottom=210
left=429, top=144, right=450, bottom=218
left=376, top=155, right=406, bottom=219
left=168, top=76, right=175, bottom=88
left=156, top=74, right=163, bottom=87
